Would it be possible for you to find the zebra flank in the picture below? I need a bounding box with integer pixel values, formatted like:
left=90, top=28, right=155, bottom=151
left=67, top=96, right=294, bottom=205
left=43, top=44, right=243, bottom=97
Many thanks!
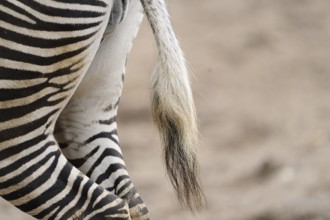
left=0, top=0, right=203, bottom=219
left=141, top=0, right=205, bottom=211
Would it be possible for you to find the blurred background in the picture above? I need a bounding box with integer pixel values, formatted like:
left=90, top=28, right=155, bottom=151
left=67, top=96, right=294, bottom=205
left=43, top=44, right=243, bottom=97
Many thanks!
left=2, top=0, right=330, bottom=219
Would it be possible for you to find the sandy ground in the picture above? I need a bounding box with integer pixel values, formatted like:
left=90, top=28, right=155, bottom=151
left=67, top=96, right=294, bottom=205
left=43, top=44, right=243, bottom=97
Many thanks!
left=2, top=0, right=330, bottom=219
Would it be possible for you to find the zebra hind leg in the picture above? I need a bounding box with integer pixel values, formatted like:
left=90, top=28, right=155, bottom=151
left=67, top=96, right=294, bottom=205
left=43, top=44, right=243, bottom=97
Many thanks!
left=0, top=132, right=130, bottom=220
left=55, top=101, right=149, bottom=220
left=55, top=1, right=148, bottom=219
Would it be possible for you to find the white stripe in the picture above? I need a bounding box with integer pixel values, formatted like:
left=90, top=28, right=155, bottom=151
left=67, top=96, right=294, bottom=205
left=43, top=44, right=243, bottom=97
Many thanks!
left=0, top=78, right=47, bottom=89
left=32, top=0, right=109, bottom=13
left=0, top=103, right=63, bottom=133
left=85, top=196, right=127, bottom=220
left=48, top=69, right=81, bottom=85
left=47, top=91, right=68, bottom=102
left=8, top=0, right=105, bottom=25
left=72, top=180, right=100, bottom=220
left=0, top=19, right=102, bottom=40
left=0, top=45, right=93, bottom=74
left=0, top=5, right=36, bottom=24
left=9, top=154, right=63, bottom=206
left=42, top=207, right=60, bottom=220
left=0, top=35, right=95, bottom=57
left=0, top=87, right=60, bottom=111
left=98, top=168, right=128, bottom=189
left=117, top=182, right=133, bottom=198
left=28, top=158, right=85, bottom=217
left=0, top=137, right=48, bottom=170
left=0, top=151, right=57, bottom=196
left=53, top=166, right=105, bottom=220
left=0, top=124, right=47, bottom=151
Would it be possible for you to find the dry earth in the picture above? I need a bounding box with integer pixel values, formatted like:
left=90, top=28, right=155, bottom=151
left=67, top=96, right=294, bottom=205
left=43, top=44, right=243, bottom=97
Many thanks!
left=1, top=0, right=330, bottom=219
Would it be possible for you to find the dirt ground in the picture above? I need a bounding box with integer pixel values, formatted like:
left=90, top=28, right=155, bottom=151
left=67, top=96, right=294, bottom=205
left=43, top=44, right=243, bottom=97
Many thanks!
left=2, top=0, right=330, bottom=219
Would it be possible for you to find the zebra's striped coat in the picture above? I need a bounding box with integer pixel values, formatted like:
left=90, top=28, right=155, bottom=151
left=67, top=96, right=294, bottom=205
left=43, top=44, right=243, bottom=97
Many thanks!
left=0, top=0, right=203, bottom=219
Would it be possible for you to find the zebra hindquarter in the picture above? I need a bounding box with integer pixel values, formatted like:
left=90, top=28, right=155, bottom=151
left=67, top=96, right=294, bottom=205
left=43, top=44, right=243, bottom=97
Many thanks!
left=0, top=0, right=133, bottom=219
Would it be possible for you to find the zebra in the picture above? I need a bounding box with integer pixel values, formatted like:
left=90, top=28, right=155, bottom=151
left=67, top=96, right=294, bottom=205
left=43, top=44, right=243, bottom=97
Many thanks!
left=0, top=0, right=204, bottom=219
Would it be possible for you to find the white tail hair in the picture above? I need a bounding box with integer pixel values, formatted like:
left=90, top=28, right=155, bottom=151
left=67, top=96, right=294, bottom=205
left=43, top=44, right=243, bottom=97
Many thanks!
left=140, top=0, right=204, bottom=211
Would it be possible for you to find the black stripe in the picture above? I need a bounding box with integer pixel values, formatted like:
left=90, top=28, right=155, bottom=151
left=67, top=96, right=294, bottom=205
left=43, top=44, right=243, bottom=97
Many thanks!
left=57, top=176, right=92, bottom=220
left=15, top=0, right=108, bottom=15
left=99, top=116, right=116, bottom=125
left=0, top=61, right=84, bottom=103
left=69, top=145, right=100, bottom=168
left=0, top=25, right=97, bottom=48
left=58, top=142, right=69, bottom=149
left=86, top=147, right=123, bottom=177
left=0, top=2, right=103, bottom=32
left=0, top=67, right=44, bottom=80
left=116, top=179, right=133, bottom=196
left=1, top=150, right=60, bottom=201
left=0, top=109, right=59, bottom=144
left=86, top=192, right=128, bottom=220
left=0, top=0, right=106, bottom=21
left=114, top=175, right=131, bottom=193
left=105, top=174, right=130, bottom=193
left=0, top=79, right=48, bottom=102
left=0, top=139, right=54, bottom=177
left=16, top=157, right=72, bottom=212
left=84, top=131, right=119, bottom=145
left=95, top=163, right=126, bottom=185
left=0, top=44, right=89, bottom=66
left=34, top=168, right=85, bottom=219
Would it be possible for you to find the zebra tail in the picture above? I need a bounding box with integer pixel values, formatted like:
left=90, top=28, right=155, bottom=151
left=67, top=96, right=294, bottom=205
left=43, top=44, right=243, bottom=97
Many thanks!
left=140, top=0, right=205, bottom=212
